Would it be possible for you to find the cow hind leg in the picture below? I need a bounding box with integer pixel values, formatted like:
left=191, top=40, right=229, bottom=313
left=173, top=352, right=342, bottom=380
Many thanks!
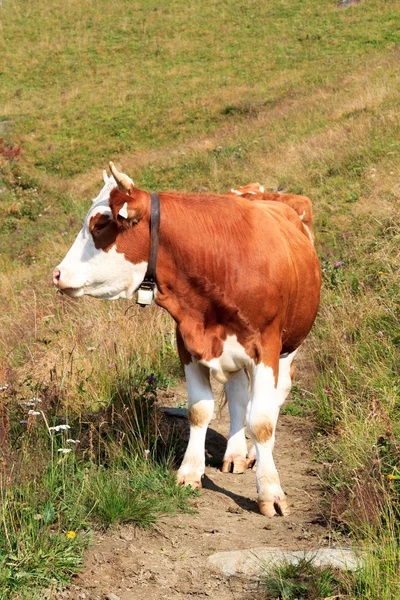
left=177, top=361, right=214, bottom=489
left=245, top=351, right=297, bottom=472
left=222, top=369, right=249, bottom=474
left=247, top=351, right=297, bottom=516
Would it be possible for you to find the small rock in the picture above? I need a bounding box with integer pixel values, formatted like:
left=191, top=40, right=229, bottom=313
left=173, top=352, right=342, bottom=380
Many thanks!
left=205, top=528, right=219, bottom=534
left=105, top=594, right=120, bottom=600
left=227, top=506, right=243, bottom=514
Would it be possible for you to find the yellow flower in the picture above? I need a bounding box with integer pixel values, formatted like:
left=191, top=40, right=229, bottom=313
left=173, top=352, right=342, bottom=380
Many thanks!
left=387, top=474, right=397, bottom=481
left=66, top=530, right=76, bottom=539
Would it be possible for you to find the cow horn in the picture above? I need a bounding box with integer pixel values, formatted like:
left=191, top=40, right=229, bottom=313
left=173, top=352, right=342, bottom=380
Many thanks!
left=109, top=161, right=132, bottom=192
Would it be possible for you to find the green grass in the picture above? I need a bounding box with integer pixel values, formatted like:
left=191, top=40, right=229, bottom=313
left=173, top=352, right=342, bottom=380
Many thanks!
left=0, top=461, right=89, bottom=600
left=281, top=385, right=311, bottom=417
left=262, top=556, right=349, bottom=600
left=0, top=0, right=399, bottom=177
left=0, top=378, right=192, bottom=600
left=0, top=451, right=191, bottom=600
left=87, top=456, right=193, bottom=528
left=1, top=0, right=400, bottom=597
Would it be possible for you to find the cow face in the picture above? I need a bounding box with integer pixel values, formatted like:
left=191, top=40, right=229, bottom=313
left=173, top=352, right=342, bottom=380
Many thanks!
left=227, top=183, right=265, bottom=199
left=53, top=168, right=149, bottom=300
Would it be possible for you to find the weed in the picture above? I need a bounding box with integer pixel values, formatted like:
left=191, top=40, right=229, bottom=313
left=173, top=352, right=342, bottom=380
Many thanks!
left=262, top=556, right=348, bottom=600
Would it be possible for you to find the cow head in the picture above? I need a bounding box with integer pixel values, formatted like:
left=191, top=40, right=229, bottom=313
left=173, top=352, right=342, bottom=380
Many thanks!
left=226, top=183, right=265, bottom=199
left=52, top=163, right=150, bottom=300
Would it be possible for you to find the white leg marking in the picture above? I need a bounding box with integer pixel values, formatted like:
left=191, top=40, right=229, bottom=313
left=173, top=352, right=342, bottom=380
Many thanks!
left=247, top=351, right=297, bottom=516
left=177, top=361, right=214, bottom=489
left=222, top=369, right=249, bottom=473
left=277, top=350, right=298, bottom=406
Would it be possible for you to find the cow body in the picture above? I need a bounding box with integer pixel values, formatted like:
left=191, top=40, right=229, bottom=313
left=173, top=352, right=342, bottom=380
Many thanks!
left=53, top=167, right=321, bottom=517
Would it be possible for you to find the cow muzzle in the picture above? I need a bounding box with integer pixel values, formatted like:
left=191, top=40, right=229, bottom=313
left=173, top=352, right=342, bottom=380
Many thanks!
left=52, top=268, right=83, bottom=297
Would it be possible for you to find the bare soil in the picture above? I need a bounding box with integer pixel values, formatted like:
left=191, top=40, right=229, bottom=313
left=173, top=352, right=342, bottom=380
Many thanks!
left=64, top=382, right=334, bottom=600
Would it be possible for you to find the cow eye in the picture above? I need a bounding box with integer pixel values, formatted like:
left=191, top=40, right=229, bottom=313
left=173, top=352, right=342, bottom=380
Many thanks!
left=92, top=220, right=109, bottom=235
left=89, top=213, right=113, bottom=237
left=95, top=221, right=108, bottom=231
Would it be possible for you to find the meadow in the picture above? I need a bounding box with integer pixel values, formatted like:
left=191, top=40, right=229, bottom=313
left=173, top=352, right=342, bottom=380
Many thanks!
left=0, top=0, right=400, bottom=597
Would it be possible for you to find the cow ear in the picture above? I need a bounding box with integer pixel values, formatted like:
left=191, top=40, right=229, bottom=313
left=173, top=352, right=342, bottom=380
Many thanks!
left=109, top=188, right=149, bottom=228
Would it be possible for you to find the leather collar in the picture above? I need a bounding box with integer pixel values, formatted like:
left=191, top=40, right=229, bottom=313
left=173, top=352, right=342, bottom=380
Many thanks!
left=136, top=193, right=160, bottom=306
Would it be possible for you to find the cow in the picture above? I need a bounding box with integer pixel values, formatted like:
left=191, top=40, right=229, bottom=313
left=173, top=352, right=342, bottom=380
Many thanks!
left=53, top=163, right=321, bottom=517
left=226, top=183, right=314, bottom=243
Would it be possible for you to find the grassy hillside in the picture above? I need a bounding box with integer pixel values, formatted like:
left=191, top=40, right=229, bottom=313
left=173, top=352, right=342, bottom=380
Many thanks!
left=0, top=0, right=400, bottom=597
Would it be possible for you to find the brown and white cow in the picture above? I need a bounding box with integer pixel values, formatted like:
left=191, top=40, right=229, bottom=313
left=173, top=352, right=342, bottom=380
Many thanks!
left=226, top=183, right=314, bottom=243
left=53, top=164, right=321, bottom=517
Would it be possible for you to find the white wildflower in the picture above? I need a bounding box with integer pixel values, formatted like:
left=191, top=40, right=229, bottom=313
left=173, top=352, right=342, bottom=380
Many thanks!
left=20, top=401, right=36, bottom=407
left=49, top=424, right=71, bottom=432
left=66, top=439, right=80, bottom=444
left=28, top=410, right=41, bottom=416
left=58, top=448, right=72, bottom=454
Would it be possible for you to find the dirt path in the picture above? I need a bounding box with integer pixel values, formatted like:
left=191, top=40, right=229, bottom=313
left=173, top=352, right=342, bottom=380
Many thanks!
left=65, top=381, right=332, bottom=600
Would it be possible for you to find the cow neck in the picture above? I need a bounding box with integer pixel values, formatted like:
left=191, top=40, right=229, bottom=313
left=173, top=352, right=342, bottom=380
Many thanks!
left=136, top=193, right=160, bottom=306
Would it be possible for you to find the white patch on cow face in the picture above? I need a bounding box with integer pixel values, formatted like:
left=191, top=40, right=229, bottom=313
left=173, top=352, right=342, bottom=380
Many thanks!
left=201, top=335, right=253, bottom=384
left=54, top=175, right=147, bottom=300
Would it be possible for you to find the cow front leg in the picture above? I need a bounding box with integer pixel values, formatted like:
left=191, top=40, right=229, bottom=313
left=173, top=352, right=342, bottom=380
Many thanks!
left=222, top=369, right=249, bottom=474
left=247, top=354, right=296, bottom=516
left=177, top=361, right=214, bottom=489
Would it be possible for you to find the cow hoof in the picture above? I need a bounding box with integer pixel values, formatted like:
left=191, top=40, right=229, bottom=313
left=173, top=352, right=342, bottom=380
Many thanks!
left=258, top=496, right=290, bottom=517
left=221, top=456, right=248, bottom=474
left=177, top=472, right=203, bottom=489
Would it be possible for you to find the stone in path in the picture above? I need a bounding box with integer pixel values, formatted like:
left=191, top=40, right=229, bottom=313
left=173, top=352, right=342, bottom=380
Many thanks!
left=208, top=546, right=362, bottom=577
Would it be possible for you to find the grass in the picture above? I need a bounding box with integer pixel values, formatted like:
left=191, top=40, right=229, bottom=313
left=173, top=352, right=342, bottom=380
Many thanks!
left=0, top=453, right=90, bottom=599
left=0, top=374, right=192, bottom=600
left=262, top=556, right=349, bottom=600
left=1, top=0, right=400, bottom=597
left=0, top=450, right=191, bottom=600
left=1, top=0, right=398, bottom=175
